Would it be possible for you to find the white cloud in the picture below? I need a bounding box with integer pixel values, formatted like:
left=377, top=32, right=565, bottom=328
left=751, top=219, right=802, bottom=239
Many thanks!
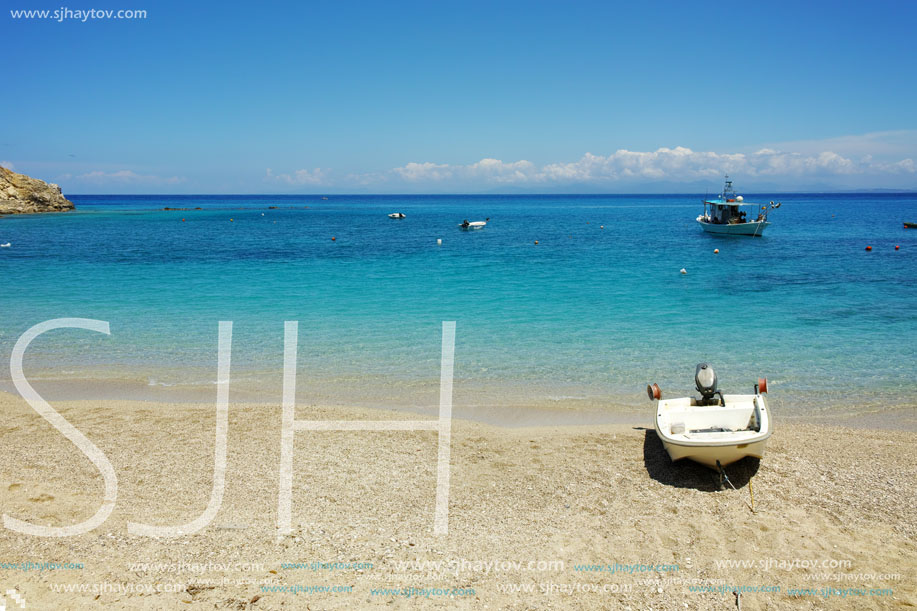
left=387, top=144, right=915, bottom=188
left=265, top=167, right=326, bottom=185
left=394, top=162, right=453, bottom=182
left=0, top=161, right=14, bottom=170
left=468, top=158, right=536, bottom=183
left=392, top=158, right=540, bottom=184
left=392, top=158, right=536, bottom=183
left=74, top=170, right=184, bottom=184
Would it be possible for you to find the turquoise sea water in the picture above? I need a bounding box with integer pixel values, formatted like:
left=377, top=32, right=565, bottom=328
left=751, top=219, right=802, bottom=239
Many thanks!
left=1, top=194, right=915, bottom=423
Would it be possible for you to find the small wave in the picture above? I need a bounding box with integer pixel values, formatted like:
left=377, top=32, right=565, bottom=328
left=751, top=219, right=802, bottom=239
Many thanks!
left=148, top=378, right=224, bottom=387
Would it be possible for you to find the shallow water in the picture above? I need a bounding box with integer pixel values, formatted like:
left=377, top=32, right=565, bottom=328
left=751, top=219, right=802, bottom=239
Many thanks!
left=1, top=193, right=915, bottom=422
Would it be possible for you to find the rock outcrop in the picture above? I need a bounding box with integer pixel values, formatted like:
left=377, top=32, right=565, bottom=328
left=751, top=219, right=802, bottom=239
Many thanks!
left=0, top=166, right=74, bottom=214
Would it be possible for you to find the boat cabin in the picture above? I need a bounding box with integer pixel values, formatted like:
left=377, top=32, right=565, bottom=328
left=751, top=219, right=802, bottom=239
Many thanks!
left=703, top=178, right=754, bottom=224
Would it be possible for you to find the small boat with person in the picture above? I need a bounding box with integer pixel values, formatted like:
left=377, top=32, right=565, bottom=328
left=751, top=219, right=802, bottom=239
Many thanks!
left=697, top=176, right=780, bottom=236
left=648, top=363, right=772, bottom=469
left=388, top=212, right=406, bottom=219
left=459, top=218, right=489, bottom=230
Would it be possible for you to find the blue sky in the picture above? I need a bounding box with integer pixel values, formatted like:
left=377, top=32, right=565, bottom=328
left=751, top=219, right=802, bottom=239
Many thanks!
left=3, top=0, right=916, bottom=193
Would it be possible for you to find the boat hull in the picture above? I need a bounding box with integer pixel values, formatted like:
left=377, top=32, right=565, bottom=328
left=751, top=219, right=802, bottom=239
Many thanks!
left=658, top=436, right=769, bottom=469
left=697, top=218, right=770, bottom=236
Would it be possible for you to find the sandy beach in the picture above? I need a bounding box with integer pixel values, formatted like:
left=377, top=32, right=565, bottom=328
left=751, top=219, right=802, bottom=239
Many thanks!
left=0, top=391, right=914, bottom=610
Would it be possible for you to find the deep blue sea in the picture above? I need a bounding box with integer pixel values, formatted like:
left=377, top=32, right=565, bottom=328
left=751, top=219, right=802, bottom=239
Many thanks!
left=1, top=194, right=915, bottom=424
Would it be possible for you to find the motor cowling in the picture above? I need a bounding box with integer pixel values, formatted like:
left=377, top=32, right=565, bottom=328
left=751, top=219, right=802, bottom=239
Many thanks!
left=695, top=363, right=717, bottom=400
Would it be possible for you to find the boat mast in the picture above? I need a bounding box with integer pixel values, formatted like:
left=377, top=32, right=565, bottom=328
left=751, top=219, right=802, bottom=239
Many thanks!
left=723, top=174, right=735, bottom=199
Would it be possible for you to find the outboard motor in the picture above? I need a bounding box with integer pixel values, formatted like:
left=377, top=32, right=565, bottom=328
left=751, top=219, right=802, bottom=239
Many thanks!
left=694, top=363, right=721, bottom=405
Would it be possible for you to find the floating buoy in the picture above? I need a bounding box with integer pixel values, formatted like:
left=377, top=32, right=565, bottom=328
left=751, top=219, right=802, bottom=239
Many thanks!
left=534, top=240, right=539, bottom=245
left=262, top=213, right=265, bottom=216
left=331, top=236, right=336, bottom=241
left=230, top=218, right=234, bottom=222
left=182, top=218, right=185, bottom=222
left=600, top=225, right=604, bottom=229
left=714, top=248, right=719, bottom=254
left=865, top=245, right=872, bottom=251
left=895, top=245, right=900, bottom=250
left=680, top=268, right=687, bottom=274
left=437, top=238, right=442, bottom=245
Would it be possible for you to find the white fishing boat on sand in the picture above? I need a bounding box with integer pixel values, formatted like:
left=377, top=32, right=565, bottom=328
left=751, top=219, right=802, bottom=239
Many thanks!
left=648, top=364, right=772, bottom=470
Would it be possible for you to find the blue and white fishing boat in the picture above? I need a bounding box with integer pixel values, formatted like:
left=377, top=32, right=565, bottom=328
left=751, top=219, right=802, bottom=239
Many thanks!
left=696, top=176, right=780, bottom=236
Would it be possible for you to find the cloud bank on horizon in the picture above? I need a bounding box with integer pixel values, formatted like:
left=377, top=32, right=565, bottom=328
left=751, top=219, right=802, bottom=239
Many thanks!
left=382, top=146, right=913, bottom=187
left=256, top=130, right=916, bottom=193
left=29, top=130, right=917, bottom=193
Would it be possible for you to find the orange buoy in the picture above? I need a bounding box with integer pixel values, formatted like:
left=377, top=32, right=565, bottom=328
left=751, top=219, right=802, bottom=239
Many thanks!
left=331, top=236, right=336, bottom=241
left=534, top=240, right=539, bottom=245
left=865, top=245, right=872, bottom=251
left=895, top=245, right=900, bottom=250
left=182, top=218, right=185, bottom=222
left=647, top=383, right=661, bottom=400
left=758, top=377, right=768, bottom=394
left=714, top=248, right=719, bottom=254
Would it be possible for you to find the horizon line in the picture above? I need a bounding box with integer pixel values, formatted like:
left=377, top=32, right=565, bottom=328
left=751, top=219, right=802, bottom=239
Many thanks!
left=67, top=189, right=917, bottom=197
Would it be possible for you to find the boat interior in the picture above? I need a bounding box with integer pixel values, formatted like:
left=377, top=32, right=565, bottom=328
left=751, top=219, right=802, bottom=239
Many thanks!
left=656, top=395, right=766, bottom=441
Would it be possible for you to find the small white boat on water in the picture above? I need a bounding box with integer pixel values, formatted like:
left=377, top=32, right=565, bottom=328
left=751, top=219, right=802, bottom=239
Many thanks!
left=648, top=364, right=772, bottom=469
left=459, top=218, right=489, bottom=230
left=697, top=176, right=780, bottom=236
left=388, top=212, right=406, bottom=219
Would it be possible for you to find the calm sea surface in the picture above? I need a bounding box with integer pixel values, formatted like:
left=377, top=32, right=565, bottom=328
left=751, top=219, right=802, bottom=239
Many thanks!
left=1, top=194, right=915, bottom=424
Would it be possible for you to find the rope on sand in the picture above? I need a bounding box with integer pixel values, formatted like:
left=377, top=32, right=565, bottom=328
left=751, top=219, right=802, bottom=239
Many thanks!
left=716, top=460, right=755, bottom=513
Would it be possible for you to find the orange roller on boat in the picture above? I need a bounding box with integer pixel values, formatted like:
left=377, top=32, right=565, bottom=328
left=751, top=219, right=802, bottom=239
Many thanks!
left=647, top=383, right=661, bottom=400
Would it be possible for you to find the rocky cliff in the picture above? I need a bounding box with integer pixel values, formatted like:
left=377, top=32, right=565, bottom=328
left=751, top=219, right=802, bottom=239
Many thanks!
left=0, top=166, right=74, bottom=214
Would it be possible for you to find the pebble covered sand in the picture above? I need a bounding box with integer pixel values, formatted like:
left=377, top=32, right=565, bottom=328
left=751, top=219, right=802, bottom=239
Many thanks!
left=0, top=391, right=914, bottom=609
